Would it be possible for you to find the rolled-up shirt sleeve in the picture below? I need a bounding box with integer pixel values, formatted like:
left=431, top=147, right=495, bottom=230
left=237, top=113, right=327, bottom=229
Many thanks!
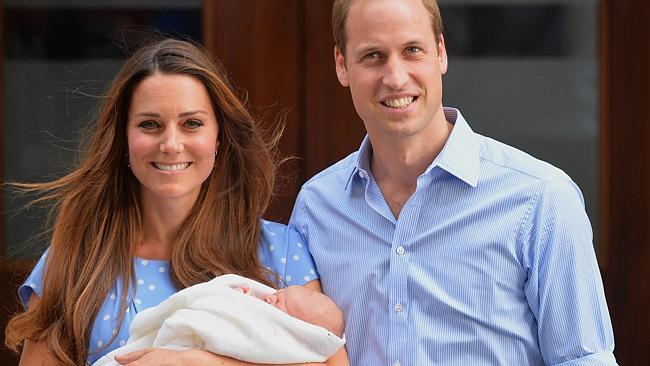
left=521, top=178, right=617, bottom=365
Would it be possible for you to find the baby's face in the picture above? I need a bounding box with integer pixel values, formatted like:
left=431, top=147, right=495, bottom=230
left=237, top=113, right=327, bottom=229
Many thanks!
left=259, top=286, right=344, bottom=337
left=260, top=286, right=311, bottom=314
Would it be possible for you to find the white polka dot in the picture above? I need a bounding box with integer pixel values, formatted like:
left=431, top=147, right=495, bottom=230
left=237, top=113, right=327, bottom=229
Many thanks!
left=309, top=269, right=316, bottom=275
left=304, top=275, right=311, bottom=281
left=134, top=298, right=142, bottom=305
left=141, top=260, right=149, bottom=266
left=29, top=282, right=36, bottom=288
left=285, top=275, right=292, bottom=282
left=297, top=242, right=303, bottom=248
left=137, top=279, right=144, bottom=285
left=97, top=340, right=104, bottom=348
left=125, top=308, right=130, bottom=313
left=280, top=257, right=287, bottom=264
left=269, top=231, right=277, bottom=236
left=292, top=254, right=300, bottom=261
left=103, top=314, right=110, bottom=321
left=158, top=267, right=166, bottom=273
left=119, top=340, right=126, bottom=346
left=148, top=284, right=156, bottom=291
left=269, top=245, right=275, bottom=251
left=109, top=293, right=116, bottom=300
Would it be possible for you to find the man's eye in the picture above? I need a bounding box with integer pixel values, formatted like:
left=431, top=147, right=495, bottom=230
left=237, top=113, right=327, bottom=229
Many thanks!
left=364, top=51, right=381, bottom=59
left=405, top=46, right=421, bottom=54
left=184, top=119, right=204, bottom=129
left=138, top=120, right=159, bottom=129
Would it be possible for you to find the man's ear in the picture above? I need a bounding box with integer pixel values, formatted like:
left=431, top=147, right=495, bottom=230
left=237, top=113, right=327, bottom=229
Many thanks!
left=437, top=34, right=448, bottom=75
left=334, top=47, right=350, bottom=87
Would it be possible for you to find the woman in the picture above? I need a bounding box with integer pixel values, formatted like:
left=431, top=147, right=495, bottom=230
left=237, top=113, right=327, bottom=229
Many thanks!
left=4, top=39, right=348, bottom=366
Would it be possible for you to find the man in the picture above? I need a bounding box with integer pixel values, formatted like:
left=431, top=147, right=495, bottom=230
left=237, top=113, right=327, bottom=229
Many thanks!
left=289, top=0, right=617, bottom=365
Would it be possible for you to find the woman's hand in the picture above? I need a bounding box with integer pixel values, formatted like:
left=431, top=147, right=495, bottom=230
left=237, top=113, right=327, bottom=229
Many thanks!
left=114, top=348, right=197, bottom=366
left=115, top=348, right=258, bottom=366
left=115, top=347, right=348, bottom=366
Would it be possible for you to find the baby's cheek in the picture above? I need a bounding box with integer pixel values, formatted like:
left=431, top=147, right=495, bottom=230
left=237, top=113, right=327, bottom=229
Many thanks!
left=275, top=299, right=289, bottom=314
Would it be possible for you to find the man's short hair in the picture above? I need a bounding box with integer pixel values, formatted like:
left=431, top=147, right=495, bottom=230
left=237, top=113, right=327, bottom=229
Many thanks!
left=332, top=0, right=445, bottom=56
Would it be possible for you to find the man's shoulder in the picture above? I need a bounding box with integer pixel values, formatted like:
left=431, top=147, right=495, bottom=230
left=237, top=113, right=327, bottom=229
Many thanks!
left=301, top=151, right=359, bottom=189
left=478, top=134, right=570, bottom=184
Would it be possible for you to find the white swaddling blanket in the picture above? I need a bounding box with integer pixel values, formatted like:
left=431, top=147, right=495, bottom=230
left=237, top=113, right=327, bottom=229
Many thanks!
left=93, top=274, right=344, bottom=365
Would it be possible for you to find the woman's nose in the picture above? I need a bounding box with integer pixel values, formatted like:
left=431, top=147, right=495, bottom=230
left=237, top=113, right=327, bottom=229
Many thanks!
left=159, top=129, right=184, bottom=154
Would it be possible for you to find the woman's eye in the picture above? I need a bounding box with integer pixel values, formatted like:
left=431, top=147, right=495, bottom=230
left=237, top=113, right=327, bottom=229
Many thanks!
left=184, top=119, right=204, bottom=129
left=138, top=120, right=159, bottom=129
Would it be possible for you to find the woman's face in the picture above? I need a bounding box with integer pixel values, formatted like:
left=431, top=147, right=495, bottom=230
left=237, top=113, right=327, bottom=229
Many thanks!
left=127, top=72, right=219, bottom=204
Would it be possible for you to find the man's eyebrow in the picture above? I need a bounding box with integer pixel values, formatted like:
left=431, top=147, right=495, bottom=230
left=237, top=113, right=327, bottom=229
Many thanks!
left=355, top=44, right=379, bottom=56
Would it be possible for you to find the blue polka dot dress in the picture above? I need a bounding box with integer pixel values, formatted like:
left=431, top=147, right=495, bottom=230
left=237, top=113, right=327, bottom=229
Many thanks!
left=19, top=221, right=318, bottom=365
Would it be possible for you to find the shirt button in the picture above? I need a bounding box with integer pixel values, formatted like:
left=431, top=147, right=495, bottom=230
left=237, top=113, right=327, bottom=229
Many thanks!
left=396, top=246, right=405, bottom=255
left=393, top=361, right=401, bottom=366
left=394, top=303, right=403, bottom=312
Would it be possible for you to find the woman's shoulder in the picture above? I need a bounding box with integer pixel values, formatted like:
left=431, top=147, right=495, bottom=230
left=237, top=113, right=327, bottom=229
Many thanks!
left=258, top=220, right=317, bottom=287
left=18, top=248, right=49, bottom=308
left=258, top=219, right=307, bottom=250
left=260, top=219, right=292, bottom=239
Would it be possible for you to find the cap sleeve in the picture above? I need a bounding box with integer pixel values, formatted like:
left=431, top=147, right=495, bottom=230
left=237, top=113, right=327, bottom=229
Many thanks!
left=18, top=248, right=49, bottom=308
left=258, top=220, right=319, bottom=288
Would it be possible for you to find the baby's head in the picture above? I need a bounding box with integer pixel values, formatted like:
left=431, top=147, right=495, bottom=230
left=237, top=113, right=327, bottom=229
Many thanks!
left=262, top=286, right=344, bottom=338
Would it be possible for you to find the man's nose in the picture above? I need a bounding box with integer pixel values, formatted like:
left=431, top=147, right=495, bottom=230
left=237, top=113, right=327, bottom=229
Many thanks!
left=382, top=57, right=409, bottom=90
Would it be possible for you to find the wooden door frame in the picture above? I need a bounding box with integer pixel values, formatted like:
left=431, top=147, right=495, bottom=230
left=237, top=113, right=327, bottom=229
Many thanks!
left=1, top=0, right=4, bottom=260
left=598, top=0, right=650, bottom=364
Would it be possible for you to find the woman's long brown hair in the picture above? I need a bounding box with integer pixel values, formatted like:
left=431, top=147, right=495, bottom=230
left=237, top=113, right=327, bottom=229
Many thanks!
left=4, top=38, right=280, bottom=365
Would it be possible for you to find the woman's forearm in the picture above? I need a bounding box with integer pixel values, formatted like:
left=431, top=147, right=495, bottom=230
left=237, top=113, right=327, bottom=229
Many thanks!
left=185, top=346, right=349, bottom=366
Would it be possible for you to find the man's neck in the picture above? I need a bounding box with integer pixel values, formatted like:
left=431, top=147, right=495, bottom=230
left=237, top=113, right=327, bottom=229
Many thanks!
left=369, top=113, right=453, bottom=217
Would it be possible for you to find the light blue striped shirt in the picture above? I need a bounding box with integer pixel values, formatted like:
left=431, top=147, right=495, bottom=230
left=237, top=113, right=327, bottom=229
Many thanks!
left=290, top=108, right=616, bottom=366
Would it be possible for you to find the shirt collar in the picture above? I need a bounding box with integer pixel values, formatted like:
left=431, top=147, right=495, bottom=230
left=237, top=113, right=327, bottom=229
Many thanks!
left=345, top=107, right=480, bottom=190
left=344, top=135, right=372, bottom=190
left=433, top=107, right=480, bottom=187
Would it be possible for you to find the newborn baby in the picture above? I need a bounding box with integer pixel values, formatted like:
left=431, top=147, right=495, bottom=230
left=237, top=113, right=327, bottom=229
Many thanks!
left=93, top=274, right=345, bottom=366
left=236, top=284, right=345, bottom=338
